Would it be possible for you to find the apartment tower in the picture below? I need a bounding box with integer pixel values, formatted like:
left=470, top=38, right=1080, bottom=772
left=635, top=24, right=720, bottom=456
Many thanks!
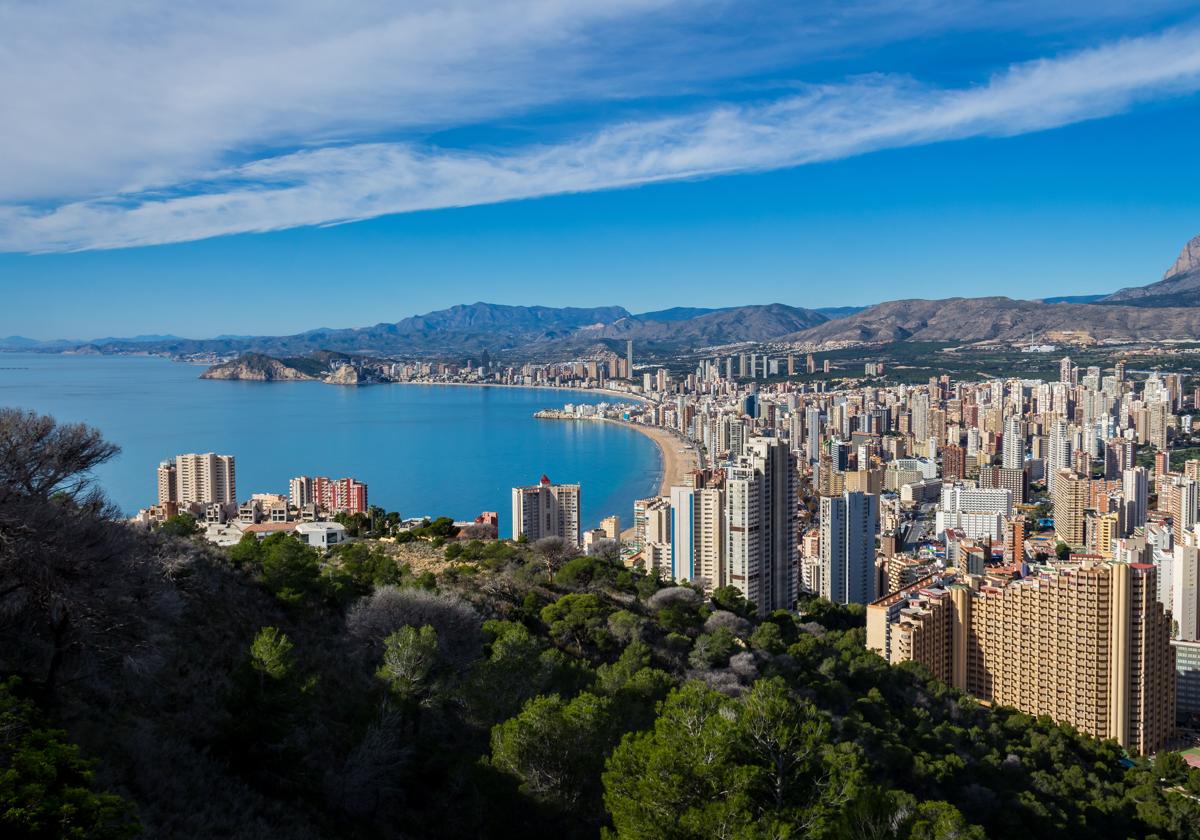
left=511, top=475, right=581, bottom=546
left=173, top=453, right=236, bottom=506
left=867, top=561, right=1175, bottom=754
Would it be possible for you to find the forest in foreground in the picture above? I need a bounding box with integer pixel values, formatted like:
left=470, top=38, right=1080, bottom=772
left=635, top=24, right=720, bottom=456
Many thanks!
left=2, top=408, right=1200, bottom=839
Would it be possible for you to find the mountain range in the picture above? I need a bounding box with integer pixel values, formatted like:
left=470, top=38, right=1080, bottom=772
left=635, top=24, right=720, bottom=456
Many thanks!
left=7, top=234, right=1200, bottom=357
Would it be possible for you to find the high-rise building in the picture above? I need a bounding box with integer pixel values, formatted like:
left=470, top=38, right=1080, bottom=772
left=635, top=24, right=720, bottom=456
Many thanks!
left=978, top=464, right=1027, bottom=505
left=820, top=490, right=879, bottom=605
left=1047, top=418, right=1072, bottom=494
left=935, top=482, right=1011, bottom=541
left=1124, top=466, right=1149, bottom=533
left=669, top=484, right=726, bottom=591
left=1172, top=544, right=1200, bottom=641
left=626, top=340, right=634, bottom=381
left=1052, top=467, right=1089, bottom=547
left=1005, top=514, right=1027, bottom=561
left=1105, top=438, right=1135, bottom=480
left=511, top=475, right=581, bottom=546
left=1170, top=476, right=1200, bottom=544
left=289, top=475, right=368, bottom=514
left=173, top=453, right=236, bottom=506
left=725, top=436, right=796, bottom=613
left=289, top=475, right=313, bottom=508
left=867, top=561, right=1175, bottom=754
left=942, top=444, right=966, bottom=480
left=156, top=460, right=177, bottom=505
left=600, top=515, right=621, bottom=542
left=1002, top=415, right=1024, bottom=470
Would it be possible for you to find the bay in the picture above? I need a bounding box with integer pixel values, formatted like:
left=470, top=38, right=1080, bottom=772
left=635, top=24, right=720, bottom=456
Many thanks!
left=0, top=353, right=660, bottom=529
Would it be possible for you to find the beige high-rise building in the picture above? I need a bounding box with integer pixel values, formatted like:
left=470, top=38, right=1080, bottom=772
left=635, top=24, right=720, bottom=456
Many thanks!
left=511, top=475, right=581, bottom=546
left=157, top=460, right=177, bottom=505
left=867, top=561, right=1175, bottom=754
left=600, top=515, right=621, bottom=542
left=172, top=453, right=236, bottom=506
left=1052, top=467, right=1089, bottom=547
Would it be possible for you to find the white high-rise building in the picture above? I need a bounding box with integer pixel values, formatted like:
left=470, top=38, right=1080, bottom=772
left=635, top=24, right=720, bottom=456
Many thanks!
left=1173, top=543, right=1200, bottom=641
left=1047, top=418, right=1072, bottom=494
left=1002, top=415, right=1024, bottom=470
left=935, top=482, right=1012, bottom=541
left=820, top=490, right=878, bottom=605
left=511, top=475, right=581, bottom=546
left=725, top=436, right=797, bottom=614
left=173, top=453, right=236, bottom=506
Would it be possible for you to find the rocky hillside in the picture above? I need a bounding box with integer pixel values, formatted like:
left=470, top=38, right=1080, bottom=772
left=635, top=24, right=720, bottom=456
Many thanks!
left=200, top=352, right=320, bottom=381
left=788, top=296, right=1200, bottom=345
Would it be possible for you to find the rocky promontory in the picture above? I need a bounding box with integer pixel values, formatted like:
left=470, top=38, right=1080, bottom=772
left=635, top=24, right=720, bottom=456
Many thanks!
left=200, top=353, right=320, bottom=381
left=324, top=363, right=363, bottom=385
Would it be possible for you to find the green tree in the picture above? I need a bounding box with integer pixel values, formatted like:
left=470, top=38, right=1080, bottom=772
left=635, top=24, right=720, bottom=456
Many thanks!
left=540, top=593, right=611, bottom=654
left=0, top=678, right=139, bottom=839
left=711, top=584, right=755, bottom=618
left=490, top=691, right=613, bottom=811
left=257, top=534, right=323, bottom=604
left=376, top=625, right=439, bottom=706
left=228, top=532, right=262, bottom=568
left=688, top=627, right=737, bottom=669
left=158, top=512, right=199, bottom=537
left=750, top=621, right=786, bottom=654
left=604, top=678, right=857, bottom=838
left=249, top=626, right=295, bottom=683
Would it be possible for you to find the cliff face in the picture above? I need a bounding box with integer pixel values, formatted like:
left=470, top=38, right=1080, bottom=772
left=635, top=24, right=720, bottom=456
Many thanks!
left=324, top=364, right=362, bottom=385
left=200, top=353, right=318, bottom=381
left=1101, top=233, right=1200, bottom=305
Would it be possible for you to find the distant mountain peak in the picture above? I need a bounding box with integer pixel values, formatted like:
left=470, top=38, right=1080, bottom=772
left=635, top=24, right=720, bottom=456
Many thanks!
left=1164, top=233, right=1200, bottom=281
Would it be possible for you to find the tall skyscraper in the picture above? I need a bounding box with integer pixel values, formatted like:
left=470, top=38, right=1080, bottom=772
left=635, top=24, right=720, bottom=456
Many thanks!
left=1124, top=466, right=1149, bottom=532
left=625, top=340, right=633, bottom=381
left=512, top=475, right=581, bottom=545
left=820, top=490, right=879, bottom=605
left=1059, top=355, right=1073, bottom=384
left=1052, top=467, right=1089, bottom=547
left=1173, top=544, right=1200, bottom=641
left=1002, top=415, right=1024, bottom=470
left=1047, top=418, right=1072, bottom=494
left=173, top=453, right=236, bottom=506
left=725, top=436, right=796, bottom=613
left=669, top=484, right=725, bottom=592
left=805, top=406, right=821, bottom=465
left=867, top=561, right=1175, bottom=754
left=1167, top=476, right=1199, bottom=544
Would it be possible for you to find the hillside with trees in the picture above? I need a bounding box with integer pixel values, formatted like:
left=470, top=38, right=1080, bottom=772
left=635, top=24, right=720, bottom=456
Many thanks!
left=2, top=409, right=1200, bottom=838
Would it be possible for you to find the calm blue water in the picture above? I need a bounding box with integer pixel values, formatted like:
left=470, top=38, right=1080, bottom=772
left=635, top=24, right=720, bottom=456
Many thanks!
left=0, top=354, right=659, bottom=529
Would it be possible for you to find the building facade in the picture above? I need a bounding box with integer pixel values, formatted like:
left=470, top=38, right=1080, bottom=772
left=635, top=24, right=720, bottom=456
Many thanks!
left=867, top=562, right=1175, bottom=754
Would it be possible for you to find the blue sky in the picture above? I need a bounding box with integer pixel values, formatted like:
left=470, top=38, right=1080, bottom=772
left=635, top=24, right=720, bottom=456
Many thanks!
left=2, top=1, right=1200, bottom=339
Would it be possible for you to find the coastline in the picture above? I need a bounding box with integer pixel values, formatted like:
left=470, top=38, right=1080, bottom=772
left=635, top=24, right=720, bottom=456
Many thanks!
left=385, top=379, right=650, bottom=405
left=602, top=418, right=699, bottom=497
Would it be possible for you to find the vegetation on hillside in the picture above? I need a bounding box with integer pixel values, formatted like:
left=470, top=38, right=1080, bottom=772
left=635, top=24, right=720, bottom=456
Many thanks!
left=3, top=408, right=1200, bottom=838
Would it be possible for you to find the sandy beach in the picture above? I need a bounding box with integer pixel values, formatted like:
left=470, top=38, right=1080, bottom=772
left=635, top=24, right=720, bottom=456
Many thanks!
left=606, top=419, right=700, bottom=497
left=390, top=379, right=649, bottom=404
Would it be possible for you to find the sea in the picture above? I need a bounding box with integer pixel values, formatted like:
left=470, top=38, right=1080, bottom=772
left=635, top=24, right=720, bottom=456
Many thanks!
left=0, top=353, right=660, bottom=529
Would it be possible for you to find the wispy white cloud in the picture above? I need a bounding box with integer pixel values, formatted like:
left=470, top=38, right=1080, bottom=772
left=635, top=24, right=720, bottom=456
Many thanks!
left=2, top=3, right=1199, bottom=251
